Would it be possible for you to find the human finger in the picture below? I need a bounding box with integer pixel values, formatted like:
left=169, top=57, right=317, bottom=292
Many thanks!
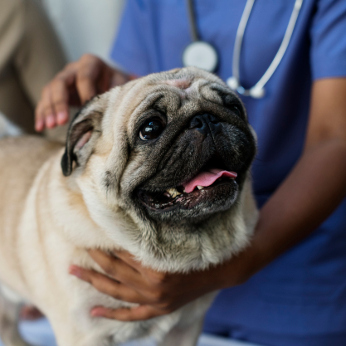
left=49, top=76, right=70, bottom=125
left=36, top=86, right=56, bottom=130
left=75, top=55, right=102, bottom=104
left=88, top=250, right=141, bottom=287
left=111, top=249, right=143, bottom=271
left=90, top=305, right=167, bottom=321
left=35, top=100, right=46, bottom=132
left=35, top=62, right=78, bottom=130
left=111, top=249, right=173, bottom=290
left=69, top=265, right=147, bottom=304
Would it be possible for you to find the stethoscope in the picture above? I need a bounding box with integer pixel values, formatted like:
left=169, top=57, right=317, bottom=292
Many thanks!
left=182, top=0, right=304, bottom=98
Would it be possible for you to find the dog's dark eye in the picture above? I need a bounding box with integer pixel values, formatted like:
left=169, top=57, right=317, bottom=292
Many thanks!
left=139, top=118, right=165, bottom=140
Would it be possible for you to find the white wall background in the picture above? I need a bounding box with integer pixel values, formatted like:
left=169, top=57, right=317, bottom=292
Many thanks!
left=41, top=0, right=125, bottom=64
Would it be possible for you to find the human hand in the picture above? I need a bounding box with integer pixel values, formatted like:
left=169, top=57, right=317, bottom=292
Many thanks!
left=35, top=54, right=131, bottom=132
left=69, top=248, right=255, bottom=321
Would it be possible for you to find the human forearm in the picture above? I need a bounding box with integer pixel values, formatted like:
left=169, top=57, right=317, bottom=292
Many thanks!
left=219, top=138, right=346, bottom=289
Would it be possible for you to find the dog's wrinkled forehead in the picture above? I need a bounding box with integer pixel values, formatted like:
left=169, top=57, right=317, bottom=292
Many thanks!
left=120, top=67, right=243, bottom=134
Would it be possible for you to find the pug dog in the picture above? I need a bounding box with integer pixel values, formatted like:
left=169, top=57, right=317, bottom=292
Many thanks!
left=0, top=67, right=258, bottom=346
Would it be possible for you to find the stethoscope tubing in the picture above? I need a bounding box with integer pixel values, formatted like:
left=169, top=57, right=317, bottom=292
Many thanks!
left=184, top=0, right=304, bottom=98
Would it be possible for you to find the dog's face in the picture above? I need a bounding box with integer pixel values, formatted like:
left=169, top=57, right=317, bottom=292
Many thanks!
left=61, top=67, right=257, bottom=271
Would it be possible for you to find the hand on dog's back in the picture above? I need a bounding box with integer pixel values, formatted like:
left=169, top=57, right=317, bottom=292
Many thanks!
left=35, top=54, right=130, bottom=133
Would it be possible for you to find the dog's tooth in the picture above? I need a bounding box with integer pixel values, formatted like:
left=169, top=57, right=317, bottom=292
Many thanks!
left=166, top=188, right=182, bottom=198
left=166, top=188, right=174, bottom=196
left=197, top=186, right=203, bottom=190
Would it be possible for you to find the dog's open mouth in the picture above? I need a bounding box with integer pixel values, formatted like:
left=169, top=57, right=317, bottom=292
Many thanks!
left=138, top=168, right=238, bottom=212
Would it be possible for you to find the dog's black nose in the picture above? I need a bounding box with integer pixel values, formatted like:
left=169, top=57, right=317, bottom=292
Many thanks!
left=189, top=113, right=220, bottom=135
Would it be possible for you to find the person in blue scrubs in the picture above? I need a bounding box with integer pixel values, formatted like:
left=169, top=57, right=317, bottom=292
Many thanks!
left=36, top=1, right=346, bottom=345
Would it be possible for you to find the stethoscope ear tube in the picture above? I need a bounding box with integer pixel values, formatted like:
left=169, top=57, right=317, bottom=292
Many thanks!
left=182, top=0, right=219, bottom=73
left=186, top=0, right=199, bottom=42
left=228, top=0, right=303, bottom=98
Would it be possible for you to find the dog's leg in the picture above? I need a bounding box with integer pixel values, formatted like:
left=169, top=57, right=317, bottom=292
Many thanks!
left=158, top=316, right=204, bottom=346
left=0, top=292, right=32, bottom=346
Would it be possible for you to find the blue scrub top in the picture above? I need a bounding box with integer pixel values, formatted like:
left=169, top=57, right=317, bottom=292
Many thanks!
left=111, top=1, right=346, bottom=344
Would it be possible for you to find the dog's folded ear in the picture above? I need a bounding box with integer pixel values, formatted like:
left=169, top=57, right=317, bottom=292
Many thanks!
left=61, top=94, right=108, bottom=176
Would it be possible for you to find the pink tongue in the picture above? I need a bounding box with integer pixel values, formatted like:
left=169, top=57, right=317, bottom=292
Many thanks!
left=183, top=168, right=237, bottom=193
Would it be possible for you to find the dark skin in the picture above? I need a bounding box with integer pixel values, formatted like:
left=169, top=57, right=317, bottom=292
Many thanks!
left=36, top=55, right=346, bottom=321
left=35, top=55, right=129, bottom=131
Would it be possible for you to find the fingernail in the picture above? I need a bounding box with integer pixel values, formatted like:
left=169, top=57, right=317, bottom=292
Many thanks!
left=69, top=265, right=82, bottom=278
left=46, top=114, right=55, bottom=128
left=35, top=119, right=44, bottom=132
left=57, top=111, right=67, bottom=124
left=91, top=307, right=107, bottom=317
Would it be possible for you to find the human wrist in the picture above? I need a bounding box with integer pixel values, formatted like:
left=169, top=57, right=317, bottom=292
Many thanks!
left=215, top=228, right=268, bottom=290
left=212, top=253, right=248, bottom=290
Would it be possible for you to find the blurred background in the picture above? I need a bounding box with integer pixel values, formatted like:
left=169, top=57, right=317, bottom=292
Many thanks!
left=0, top=318, right=260, bottom=346
left=41, top=0, right=125, bottom=63
left=0, top=0, right=124, bottom=139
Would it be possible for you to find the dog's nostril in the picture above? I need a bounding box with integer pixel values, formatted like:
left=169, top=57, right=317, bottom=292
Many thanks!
left=208, top=114, right=219, bottom=124
left=190, top=116, right=204, bottom=129
left=189, top=114, right=220, bottom=131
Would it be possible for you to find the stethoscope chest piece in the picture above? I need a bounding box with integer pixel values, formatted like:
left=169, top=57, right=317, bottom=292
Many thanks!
left=182, top=41, right=218, bottom=73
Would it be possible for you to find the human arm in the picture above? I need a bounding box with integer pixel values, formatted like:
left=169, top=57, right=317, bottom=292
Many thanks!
left=69, top=77, right=346, bottom=321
